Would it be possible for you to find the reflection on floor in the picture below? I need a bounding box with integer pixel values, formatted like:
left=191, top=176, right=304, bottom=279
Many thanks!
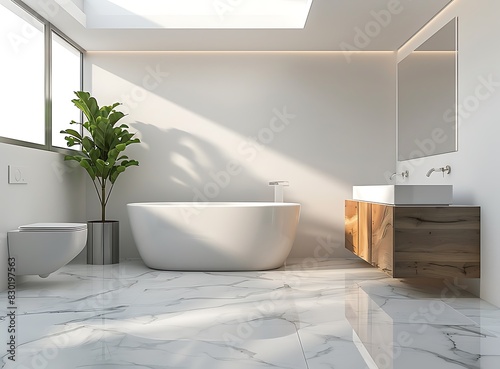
left=1, top=258, right=500, bottom=368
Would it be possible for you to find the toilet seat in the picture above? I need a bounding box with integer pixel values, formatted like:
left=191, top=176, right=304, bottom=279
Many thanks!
left=19, top=223, right=87, bottom=232
left=8, top=223, right=88, bottom=277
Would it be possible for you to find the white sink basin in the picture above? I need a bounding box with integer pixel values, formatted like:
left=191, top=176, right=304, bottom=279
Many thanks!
left=352, top=185, right=453, bottom=205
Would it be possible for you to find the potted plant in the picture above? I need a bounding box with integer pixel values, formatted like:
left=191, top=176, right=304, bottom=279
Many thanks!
left=61, top=91, right=140, bottom=264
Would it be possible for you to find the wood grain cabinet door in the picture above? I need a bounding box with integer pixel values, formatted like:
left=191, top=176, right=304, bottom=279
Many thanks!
left=345, top=200, right=358, bottom=255
left=371, top=204, right=394, bottom=276
left=393, top=206, right=480, bottom=278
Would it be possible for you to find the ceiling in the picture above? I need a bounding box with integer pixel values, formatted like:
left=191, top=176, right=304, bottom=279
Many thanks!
left=19, top=0, right=454, bottom=51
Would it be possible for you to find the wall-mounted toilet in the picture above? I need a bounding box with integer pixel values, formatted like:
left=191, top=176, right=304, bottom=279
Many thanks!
left=7, top=223, right=87, bottom=278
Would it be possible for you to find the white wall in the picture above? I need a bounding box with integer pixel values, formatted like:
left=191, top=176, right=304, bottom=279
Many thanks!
left=0, top=143, right=86, bottom=290
left=85, top=52, right=396, bottom=260
left=396, top=0, right=500, bottom=306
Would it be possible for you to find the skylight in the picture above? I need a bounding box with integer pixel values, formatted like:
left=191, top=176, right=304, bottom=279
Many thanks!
left=83, top=0, right=313, bottom=29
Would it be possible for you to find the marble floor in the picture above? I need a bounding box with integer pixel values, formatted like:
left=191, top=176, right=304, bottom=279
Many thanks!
left=1, top=258, right=500, bottom=369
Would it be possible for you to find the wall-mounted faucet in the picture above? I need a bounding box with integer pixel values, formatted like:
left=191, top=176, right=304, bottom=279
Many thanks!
left=390, top=170, right=409, bottom=180
left=269, top=181, right=289, bottom=202
left=426, top=165, right=451, bottom=177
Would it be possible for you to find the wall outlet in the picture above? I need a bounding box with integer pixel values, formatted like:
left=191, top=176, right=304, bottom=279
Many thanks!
left=8, top=165, right=28, bottom=184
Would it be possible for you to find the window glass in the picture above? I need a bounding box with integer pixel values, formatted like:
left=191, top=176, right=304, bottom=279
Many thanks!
left=51, top=32, right=82, bottom=149
left=0, top=3, right=45, bottom=144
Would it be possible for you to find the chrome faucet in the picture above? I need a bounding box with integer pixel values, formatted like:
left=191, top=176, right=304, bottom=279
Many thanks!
left=426, top=168, right=436, bottom=177
left=390, top=170, right=409, bottom=180
left=269, top=181, right=289, bottom=202
left=426, top=165, right=451, bottom=177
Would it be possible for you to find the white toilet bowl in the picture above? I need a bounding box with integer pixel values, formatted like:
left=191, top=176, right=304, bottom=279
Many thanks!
left=7, top=223, right=87, bottom=278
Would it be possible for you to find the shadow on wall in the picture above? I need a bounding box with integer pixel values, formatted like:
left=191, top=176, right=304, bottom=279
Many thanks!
left=88, top=53, right=394, bottom=184
left=128, top=121, right=269, bottom=202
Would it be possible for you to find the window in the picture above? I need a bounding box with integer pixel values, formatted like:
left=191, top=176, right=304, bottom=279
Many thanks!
left=0, top=2, right=45, bottom=144
left=0, top=1, right=84, bottom=152
left=51, top=32, right=82, bottom=149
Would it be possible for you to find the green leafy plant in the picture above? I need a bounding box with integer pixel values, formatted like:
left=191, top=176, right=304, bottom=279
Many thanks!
left=61, top=91, right=141, bottom=222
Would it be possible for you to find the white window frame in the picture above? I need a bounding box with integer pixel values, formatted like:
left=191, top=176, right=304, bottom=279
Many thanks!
left=0, top=0, right=85, bottom=155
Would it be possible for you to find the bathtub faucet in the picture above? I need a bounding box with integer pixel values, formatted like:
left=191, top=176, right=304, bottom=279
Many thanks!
left=269, top=181, right=289, bottom=202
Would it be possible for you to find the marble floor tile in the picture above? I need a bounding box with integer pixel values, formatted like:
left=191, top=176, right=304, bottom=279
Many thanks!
left=1, top=258, right=499, bottom=369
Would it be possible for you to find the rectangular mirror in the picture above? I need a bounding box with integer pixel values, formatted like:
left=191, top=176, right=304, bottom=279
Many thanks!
left=397, top=18, right=457, bottom=161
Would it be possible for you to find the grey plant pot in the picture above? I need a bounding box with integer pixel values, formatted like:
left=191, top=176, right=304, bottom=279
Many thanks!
left=87, top=220, right=119, bottom=265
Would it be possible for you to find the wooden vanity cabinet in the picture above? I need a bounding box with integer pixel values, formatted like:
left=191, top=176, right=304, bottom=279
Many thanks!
left=345, top=200, right=480, bottom=278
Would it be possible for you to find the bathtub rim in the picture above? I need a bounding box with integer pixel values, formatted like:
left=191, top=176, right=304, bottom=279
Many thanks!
left=127, top=202, right=301, bottom=208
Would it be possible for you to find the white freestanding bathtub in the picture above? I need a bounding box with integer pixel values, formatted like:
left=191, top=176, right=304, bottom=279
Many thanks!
left=127, top=202, right=300, bottom=271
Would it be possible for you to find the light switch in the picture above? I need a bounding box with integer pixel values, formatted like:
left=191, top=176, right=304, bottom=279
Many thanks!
left=8, top=165, right=28, bottom=184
